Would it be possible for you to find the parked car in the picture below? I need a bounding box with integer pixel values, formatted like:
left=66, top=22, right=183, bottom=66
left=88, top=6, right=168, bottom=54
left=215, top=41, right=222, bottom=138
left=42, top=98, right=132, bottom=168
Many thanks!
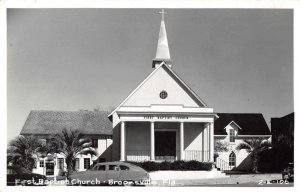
left=7, top=165, right=47, bottom=186
left=282, top=163, right=294, bottom=182
left=69, top=162, right=149, bottom=186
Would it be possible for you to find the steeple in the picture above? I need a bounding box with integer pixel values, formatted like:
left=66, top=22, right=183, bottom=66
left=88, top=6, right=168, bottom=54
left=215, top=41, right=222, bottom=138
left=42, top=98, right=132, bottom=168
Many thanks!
left=152, top=9, right=172, bottom=68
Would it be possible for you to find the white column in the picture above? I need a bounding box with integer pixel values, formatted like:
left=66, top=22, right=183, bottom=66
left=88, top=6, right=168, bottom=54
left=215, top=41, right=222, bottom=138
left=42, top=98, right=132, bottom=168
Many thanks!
left=180, top=122, right=185, bottom=160
left=150, top=122, right=155, bottom=161
left=202, top=124, right=205, bottom=162
left=209, top=122, right=214, bottom=162
left=120, top=121, right=125, bottom=161
left=203, top=123, right=209, bottom=162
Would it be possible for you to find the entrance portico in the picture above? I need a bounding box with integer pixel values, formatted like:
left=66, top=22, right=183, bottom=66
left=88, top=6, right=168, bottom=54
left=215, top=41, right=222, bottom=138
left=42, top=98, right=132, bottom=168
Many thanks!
left=115, top=105, right=216, bottom=162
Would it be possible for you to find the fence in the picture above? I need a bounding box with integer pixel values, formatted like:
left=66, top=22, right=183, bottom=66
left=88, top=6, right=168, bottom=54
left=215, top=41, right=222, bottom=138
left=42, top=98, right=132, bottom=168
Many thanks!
left=126, top=150, right=210, bottom=162
left=215, top=157, right=230, bottom=171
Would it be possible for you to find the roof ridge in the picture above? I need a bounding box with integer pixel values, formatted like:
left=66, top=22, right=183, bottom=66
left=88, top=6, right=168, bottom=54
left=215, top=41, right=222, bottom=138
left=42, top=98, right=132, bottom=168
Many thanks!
left=217, top=112, right=263, bottom=115
left=30, top=109, right=109, bottom=113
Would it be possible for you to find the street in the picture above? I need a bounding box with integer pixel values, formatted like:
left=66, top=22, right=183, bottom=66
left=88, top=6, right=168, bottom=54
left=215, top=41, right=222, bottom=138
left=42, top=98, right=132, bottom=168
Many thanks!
left=149, top=174, right=294, bottom=187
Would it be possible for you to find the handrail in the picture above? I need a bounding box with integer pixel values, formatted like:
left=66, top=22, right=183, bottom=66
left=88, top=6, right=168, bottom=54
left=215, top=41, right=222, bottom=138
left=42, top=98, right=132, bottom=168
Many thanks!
left=216, top=157, right=230, bottom=171
left=125, top=150, right=209, bottom=162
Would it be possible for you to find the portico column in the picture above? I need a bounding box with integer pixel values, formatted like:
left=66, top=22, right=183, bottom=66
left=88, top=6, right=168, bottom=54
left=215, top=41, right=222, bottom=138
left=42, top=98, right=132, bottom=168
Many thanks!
left=209, top=122, right=214, bottom=162
left=120, top=121, right=125, bottom=161
left=202, top=124, right=205, bottom=162
left=150, top=122, right=155, bottom=161
left=180, top=122, right=185, bottom=160
left=203, top=123, right=209, bottom=161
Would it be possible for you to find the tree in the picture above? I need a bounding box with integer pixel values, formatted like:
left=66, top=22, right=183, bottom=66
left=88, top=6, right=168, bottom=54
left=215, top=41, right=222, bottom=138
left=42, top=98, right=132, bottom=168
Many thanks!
left=48, top=129, right=97, bottom=178
left=214, top=141, right=229, bottom=153
left=271, top=132, right=294, bottom=171
left=236, top=138, right=271, bottom=173
left=7, top=135, right=46, bottom=172
left=214, top=141, right=229, bottom=161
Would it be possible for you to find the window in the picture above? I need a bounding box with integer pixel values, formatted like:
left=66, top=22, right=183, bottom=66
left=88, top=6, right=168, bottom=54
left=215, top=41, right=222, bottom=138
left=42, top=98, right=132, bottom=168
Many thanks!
left=91, top=139, right=98, bottom=148
left=7, top=168, right=15, bottom=175
left=229, top=152, right=236, bottom=167
left=84, top=158, right=90, bottom=169
left=159, top=91, right=168, bottom=99
left=57, top=158, right=64, bottom=169
left=120, top=165, right=130, bottom=171
left=75, top=158, right=80, bottom=170
left=93, top=165, right=106, bottom=171
left=109, top=165, right=119, bottom=171
left=229, top=129, right=235, bottom=142
left=39, top=160, right=44, bottom=167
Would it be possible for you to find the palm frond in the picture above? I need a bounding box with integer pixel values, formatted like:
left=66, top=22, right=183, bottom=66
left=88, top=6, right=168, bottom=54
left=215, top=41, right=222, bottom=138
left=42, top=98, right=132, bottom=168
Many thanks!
left=79, top=148, right=97, bottom=156
left=236, top=142, right=252, bottom=153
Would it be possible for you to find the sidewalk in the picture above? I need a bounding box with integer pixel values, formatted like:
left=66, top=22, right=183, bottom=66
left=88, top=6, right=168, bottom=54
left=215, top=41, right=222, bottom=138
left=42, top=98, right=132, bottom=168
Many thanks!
left=149, top=173, right=288, bottom=186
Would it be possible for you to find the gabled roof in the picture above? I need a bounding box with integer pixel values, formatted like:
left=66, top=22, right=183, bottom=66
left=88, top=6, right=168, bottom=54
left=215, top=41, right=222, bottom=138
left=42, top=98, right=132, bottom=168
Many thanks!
left=224, top=121, right=243, bottom=130
left=108, top=62, right=208, bottom=118
left=214, top=113, right=270, bottom=135
left=21, top=110, right=112, bottom=135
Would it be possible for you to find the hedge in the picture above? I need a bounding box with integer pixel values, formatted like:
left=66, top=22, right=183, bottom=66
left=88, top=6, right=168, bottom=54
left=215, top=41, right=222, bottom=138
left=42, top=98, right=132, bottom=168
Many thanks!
left=127, top=160, right=213, bottom=172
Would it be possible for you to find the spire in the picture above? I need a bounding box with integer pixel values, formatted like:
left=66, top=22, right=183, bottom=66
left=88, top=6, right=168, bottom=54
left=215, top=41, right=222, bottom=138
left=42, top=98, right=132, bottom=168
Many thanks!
left=152, top=9, right=172, bottom=68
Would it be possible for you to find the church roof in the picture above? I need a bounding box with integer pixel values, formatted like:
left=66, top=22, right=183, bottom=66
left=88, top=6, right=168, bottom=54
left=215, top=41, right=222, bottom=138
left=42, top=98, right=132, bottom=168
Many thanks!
left=108, top=62, right=209, bottom=118
left=214, top=113, right=270, bottom=135
left=108, top=10, right=210, bottom=119
left=21, top=110, right=112, bottom=135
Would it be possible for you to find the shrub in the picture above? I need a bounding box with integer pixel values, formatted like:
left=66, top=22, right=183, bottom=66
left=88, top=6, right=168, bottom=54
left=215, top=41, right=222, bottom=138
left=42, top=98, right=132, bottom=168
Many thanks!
left=172, top=160, right=186, bottom=170
left=127, top=160, right=213, bottom=172
left=160, top=161, right=172, bottom=170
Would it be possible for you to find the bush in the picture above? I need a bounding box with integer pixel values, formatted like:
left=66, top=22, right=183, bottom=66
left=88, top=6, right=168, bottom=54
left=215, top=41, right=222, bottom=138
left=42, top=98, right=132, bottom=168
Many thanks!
left=127, top=160, right=213, bottom=172
left=160, top=161, right=172, bottom=170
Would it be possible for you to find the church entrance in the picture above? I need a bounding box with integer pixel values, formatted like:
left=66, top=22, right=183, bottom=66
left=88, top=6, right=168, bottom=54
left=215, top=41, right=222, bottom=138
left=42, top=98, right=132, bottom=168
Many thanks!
left=155, top=131, right=176, bottom=161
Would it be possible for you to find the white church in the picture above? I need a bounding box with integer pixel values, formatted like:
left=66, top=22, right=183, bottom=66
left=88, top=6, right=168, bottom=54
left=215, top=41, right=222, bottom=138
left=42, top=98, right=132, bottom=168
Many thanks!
left=20, top=12, right=271, bottom=177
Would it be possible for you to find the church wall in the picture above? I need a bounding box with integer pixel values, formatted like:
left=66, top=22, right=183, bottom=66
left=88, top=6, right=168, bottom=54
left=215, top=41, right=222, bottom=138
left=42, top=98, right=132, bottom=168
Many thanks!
left=123, top=66, right=201, bottom=107
left=215, top=131, right=252, bottom=171
left=183, top=123, right=209, bottom=161
left=184, top=123, right=204, bottom=151
left=111, top=121, right=212, bottom=162
left=125, top=122, right=151, bottom=161
left=215, top=122, right=270, bottom=171
left=112, top=124, right=121, bottom=161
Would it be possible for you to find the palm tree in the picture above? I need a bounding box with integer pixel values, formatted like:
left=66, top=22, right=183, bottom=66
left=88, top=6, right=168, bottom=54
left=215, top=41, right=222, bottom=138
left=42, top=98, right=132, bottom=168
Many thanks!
left=7, top=135, right=46, bottom=171
left=48, top=129, right=97, bottom=178
left=214, top=141, right=229, bottom=161
left=236, top=138, right=271, bottom=173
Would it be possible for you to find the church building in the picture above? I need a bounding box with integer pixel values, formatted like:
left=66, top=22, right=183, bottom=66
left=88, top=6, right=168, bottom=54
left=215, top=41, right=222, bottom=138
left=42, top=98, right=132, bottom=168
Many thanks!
left=108, top=12, right=217, bottom=163
left=19, top=11, right=271, bottom=177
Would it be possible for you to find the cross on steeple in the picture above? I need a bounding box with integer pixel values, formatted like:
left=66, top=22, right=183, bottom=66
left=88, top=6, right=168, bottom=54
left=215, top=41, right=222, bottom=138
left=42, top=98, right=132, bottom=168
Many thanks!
left=159, top=9, right=167, bottom=21
left=153, top=9, right=171, bottom=68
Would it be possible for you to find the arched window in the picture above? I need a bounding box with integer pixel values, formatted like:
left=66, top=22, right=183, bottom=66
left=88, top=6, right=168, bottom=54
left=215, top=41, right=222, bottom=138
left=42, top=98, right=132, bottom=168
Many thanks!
left=229, top=152, right=236, bottom=167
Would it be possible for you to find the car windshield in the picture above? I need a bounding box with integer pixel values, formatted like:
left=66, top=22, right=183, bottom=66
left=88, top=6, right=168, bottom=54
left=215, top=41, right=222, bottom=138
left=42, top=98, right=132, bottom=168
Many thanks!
left=119, top=165, right=130, bottom=170
left=109, top=165, right=119, bottom=171
left=89, top=164, right=106, bottom=171
left=96, top=165, right=106, bottom=171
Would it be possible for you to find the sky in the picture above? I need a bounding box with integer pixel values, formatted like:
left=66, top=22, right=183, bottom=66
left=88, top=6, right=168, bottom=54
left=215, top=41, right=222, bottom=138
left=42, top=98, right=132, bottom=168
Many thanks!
left=7, top=9, right=293, bottom=141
